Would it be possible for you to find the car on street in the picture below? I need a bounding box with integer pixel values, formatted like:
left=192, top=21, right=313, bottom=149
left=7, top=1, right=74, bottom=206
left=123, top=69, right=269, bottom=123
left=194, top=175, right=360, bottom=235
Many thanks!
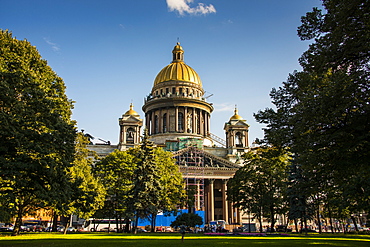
left=0, top=226, right=13, bottom=232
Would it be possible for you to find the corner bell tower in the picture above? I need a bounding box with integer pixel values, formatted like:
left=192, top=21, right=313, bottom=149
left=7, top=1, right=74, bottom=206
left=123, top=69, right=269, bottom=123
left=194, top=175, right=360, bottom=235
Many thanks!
left=224, top=107, right=250, bottom=163
left=118, top=103, right=143, bottom=151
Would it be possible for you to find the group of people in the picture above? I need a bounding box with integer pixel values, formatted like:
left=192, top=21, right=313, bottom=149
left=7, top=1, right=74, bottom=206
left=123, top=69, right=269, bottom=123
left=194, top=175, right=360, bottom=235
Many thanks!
left=204, top=225, right=226, bottom=233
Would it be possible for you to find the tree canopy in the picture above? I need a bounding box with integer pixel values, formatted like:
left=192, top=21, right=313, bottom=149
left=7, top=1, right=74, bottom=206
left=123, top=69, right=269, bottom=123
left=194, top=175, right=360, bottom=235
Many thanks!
left=170, top=213, right=203, bottom=228
left=66, top=132, right=106, bottom=219
left=0, top=30, right=76, bottom=235
left=254, top=0, right=370, bottom=222
left=93, top=149, right=137, bottom=232
left=227, top=146, right=290, bottom=232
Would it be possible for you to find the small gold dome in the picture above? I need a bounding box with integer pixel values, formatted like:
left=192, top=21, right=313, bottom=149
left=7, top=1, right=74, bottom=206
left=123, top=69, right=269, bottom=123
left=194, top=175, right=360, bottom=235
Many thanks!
left=125, top=103, right=139, bottom=116
left=173, top=42, right=183, bottom=52
left=230, top=107, right=243, bottom=121
left=153, top=43, right=202, bottom=86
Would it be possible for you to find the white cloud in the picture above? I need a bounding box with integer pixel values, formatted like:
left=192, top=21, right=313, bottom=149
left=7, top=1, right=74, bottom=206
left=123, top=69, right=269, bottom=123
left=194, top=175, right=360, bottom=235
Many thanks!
left=166, top=0, right=216, bottom=16
left=119, top=24, right=125, bottom=29
left=43, top=37, right=60, bottom=52
left=213, top=103, right=235, bottom=112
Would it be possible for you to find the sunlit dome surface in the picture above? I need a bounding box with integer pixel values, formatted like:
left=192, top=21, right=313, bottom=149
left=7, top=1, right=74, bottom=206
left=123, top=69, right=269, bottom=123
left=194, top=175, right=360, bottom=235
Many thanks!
left=153, top=43, right=202, bottom=86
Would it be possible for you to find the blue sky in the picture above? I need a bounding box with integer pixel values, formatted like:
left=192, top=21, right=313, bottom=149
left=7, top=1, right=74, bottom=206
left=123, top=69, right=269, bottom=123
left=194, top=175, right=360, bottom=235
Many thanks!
left=1, top=0, right=322, bottom=145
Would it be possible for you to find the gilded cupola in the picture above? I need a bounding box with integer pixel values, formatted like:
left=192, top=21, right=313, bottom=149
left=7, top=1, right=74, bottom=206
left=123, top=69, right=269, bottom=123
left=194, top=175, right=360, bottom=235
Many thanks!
left=124, top=103, right=140, bottom=117
left=230, top=107, right=243, bottom=121
left=153, top=42, right=202, bottom=86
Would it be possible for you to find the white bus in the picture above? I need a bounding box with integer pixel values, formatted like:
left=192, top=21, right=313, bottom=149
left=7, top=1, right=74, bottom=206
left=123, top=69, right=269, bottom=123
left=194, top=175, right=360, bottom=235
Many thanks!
left=83, top=219, right=120, bottom=232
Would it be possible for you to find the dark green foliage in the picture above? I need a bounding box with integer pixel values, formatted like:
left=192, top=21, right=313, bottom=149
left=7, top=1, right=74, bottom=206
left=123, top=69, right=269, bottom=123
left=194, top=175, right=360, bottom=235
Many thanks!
left=0, top=30, right=76, bottom=235
left=227, top=146, right=290, bottom=232
left=170, top=213, right=203, bottom=228
left=255, top=0, right=370, bottom=223
left=93, top=149, right=136, bottom=231
left=67, top=132, right=106, bottom=219
left=129, top=131, right=163, bottom=232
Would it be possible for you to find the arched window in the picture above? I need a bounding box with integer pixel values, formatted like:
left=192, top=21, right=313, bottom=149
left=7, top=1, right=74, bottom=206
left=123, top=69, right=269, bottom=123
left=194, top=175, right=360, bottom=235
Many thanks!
left=178, top=112, right=184, bottom=132
left=126, top=127, right=134, bottom=144
left=236, top=132, right=243, bottom=147
left=162, top=113, right=167, bottom=133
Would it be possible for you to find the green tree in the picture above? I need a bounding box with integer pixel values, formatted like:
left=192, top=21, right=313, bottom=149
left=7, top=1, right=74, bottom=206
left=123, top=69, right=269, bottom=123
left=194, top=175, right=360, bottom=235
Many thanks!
left=255, top=0, right=370, bottom=221
left=94, top=149, right=136, bottom=232
left=170, top=213, right=203, bottom=229
left=151, top=147, right=186, bottom=232
left=227, top=146, right=289, bottom=232
left=129, top=131, right=162, bottom=233
left=286, top=161, right=317, bottom=233
left=294, top=1, right=370, bottom=214
left=63, top=132, right=106, bottom=230
left=0, top=30, right=76, bottom=235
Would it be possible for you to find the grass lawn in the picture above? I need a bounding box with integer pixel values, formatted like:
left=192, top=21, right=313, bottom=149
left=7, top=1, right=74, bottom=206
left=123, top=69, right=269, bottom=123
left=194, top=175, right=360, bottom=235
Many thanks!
left=0, top=232, right=370, bottom=246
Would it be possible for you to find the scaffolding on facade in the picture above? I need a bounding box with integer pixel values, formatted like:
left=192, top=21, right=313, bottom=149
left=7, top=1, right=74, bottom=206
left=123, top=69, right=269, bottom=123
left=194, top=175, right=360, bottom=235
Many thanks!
left=166, top=138, right=205, bottom=211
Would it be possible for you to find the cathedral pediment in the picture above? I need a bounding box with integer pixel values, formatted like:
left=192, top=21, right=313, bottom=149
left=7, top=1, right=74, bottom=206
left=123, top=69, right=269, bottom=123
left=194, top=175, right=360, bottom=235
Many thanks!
left=120, top=115, right=142, bottom=123
left=232, top=120, right=249, bottom=126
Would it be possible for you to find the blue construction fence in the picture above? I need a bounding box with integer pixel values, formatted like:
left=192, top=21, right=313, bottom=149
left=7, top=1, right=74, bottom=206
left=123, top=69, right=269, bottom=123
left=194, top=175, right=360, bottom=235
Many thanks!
left=137, top=209, right=205, bottom=228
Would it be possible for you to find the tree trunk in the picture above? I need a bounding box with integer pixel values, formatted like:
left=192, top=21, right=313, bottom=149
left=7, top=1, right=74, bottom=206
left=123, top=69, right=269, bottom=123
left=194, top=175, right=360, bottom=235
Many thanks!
left=304, top=216, right=308, bottom=235
left=328, top=206, right=334, bottom=233
left=294, top=218, right=298, bottom=233
left=300, top=218, right=304, bottom=234
left=63, top=214, right=72, bottom=235
left=151, top=213, right=156, bottom=232
left=108, top=216, right=111, bottom=233
left=52, top=211, right=58, bottom=232
left=317, top=207, right=322, bottom=234
left=125, top=217, right=130, bottom=233
left=270, top=205, right=275, bottom=232
left=258, top=214, right=263, bottom=233
left=12, top=207, right=23, bottom=236
left=115, top=214, right=119, bottom=233
left=134, top=215, right=139, bottom=234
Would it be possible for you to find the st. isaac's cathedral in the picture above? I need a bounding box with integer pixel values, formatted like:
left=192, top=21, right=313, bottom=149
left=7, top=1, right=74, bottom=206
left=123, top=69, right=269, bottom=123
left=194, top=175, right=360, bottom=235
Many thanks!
left=89, top=43, right=250, bottom=225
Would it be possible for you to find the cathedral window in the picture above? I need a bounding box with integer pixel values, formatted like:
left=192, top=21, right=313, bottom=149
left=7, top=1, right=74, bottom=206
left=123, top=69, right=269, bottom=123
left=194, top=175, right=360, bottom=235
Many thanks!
left=178, top=112, right=184, bottom=132
left=172, top=87, right=176, bottom=94
left=163, top=113, right=167, bottom=133
left=126, top=127, right=134, bottom=144
left=236, top=132, right=243, bottom=147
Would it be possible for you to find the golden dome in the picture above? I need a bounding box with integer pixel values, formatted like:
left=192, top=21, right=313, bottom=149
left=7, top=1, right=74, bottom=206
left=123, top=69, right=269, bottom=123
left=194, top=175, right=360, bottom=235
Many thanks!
left=230, top=107, right=243, bottom=121
left=125, top=103, right=139, bottom=116
left=153, top=43, right=202, bottom=86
